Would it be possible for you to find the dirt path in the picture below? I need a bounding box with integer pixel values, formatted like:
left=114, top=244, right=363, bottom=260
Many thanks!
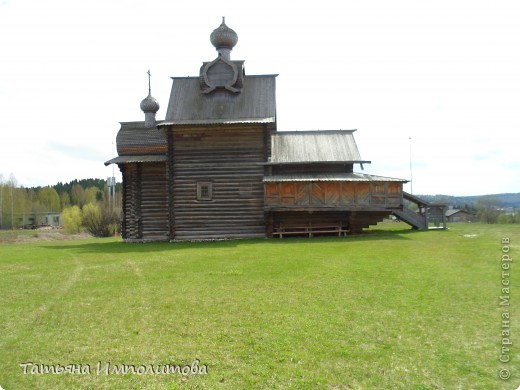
left=0, top=230, right=94, bottom=244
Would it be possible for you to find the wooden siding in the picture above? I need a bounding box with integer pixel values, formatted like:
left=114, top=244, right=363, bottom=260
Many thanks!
left=140, top=162, right=169, bottom=241
left=168, top=124, right=268, bottom=240
left=167, top=131, right=175, bottom=239
left=265, top=181, right=403, bottom=209
left=121, top=163, right=141, bottom=240
left=120, top=162, right=168, bottom=241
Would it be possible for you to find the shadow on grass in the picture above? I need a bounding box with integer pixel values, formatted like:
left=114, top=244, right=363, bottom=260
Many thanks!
left=40, top=228, right=418, bottom=254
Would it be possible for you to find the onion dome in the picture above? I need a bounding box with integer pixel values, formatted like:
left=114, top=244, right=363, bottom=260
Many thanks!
left=140, top=94, right=160, bottom=113
left=210, top=17, right=238, bottom=51
left=141, top=70, right=159, bottom=128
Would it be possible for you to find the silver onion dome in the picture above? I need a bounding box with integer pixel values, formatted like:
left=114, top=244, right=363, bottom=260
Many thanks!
left=210, top=17, right=238, bottom=51
left=140, top=94, right=160, bottom=114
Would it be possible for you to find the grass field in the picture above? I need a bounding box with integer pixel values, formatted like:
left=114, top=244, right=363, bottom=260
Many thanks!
left=0, top=222, right=518, bottom=389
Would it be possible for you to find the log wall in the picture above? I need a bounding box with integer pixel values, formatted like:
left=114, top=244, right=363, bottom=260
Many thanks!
left=121, top=163, right=141, bottom=240
left=167, top=124, right=269, bottom=240
left=140, top=162, right=169, bottom=241
left=120, top=162, right=169, bottom=241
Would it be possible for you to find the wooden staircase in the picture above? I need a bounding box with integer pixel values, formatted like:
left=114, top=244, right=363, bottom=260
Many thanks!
left=392, top=192, right=430, bottom=230
left=393, top=207, right=428, bottom=230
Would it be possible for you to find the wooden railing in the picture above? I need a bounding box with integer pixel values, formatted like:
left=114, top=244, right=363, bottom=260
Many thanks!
left=273, top=222, right=350, bottom=238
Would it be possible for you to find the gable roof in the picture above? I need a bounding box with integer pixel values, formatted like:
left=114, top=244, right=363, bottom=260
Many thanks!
left=269, top=130, right=370, bottom=164
left=446, top=209, right=472, bottom=217
left=263, top=173, right=407, bottom=183
left=161, top=75, right=277, bottom=126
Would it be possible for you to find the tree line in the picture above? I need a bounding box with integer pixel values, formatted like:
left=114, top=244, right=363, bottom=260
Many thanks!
left=474, top=196, right=520, bottom=224
left=0, top=174, right=121, bottom=236
left=1, top=173, right=517, bottom=233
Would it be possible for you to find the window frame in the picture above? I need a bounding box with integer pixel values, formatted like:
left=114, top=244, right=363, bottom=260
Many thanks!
left=197, top=181, right=213, bottom=201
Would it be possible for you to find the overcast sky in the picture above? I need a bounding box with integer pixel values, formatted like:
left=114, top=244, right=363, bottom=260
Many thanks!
left=1, top=0, right=519, bottom=196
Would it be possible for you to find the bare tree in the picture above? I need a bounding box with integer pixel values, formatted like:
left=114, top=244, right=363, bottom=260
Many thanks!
left=476, top=196, right=501, bottom=224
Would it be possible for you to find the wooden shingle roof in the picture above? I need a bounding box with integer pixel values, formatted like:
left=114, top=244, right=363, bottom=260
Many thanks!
left=161, top=75, right=277, bottom=126
left=263, top=173, right=408, bottom=182
left=269, top=130, right=370, bottom=164
left=115, top=122, right=166, bottom=156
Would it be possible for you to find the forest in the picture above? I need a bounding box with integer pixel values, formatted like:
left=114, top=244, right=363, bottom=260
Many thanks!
left=0, top=174, right=121, bottom=234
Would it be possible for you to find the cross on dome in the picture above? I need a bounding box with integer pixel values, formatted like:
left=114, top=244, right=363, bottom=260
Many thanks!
left=210, top=17, right=238, bottom=60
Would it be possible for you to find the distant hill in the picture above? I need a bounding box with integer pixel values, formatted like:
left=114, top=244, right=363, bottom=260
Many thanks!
left=418, top=193, right=520, bottom=209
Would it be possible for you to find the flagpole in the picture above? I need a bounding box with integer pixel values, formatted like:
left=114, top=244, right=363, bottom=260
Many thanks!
left=409, top=136, right=413, bottom=194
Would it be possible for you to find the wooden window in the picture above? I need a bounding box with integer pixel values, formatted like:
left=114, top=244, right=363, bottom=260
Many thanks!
left=197, top=182, right=212, bottom=201
left=372, top=183, right=386, bottom=194
left=388, top=183, right=401, bottom=194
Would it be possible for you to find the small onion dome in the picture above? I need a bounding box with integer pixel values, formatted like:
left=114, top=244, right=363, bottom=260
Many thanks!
left=140, top=94, right=160, bottom=113
left=210, top=17, right=238, bottom=51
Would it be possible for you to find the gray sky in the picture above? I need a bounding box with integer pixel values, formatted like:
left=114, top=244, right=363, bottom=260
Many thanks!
left=1, top=0, right=519, bottom=196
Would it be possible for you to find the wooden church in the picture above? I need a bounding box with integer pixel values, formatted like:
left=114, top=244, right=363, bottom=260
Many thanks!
left=106, top=19, right=417, bottom=242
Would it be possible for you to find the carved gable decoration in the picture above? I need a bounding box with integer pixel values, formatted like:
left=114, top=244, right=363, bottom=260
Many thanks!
left=200, top=58, right=244, bottom=94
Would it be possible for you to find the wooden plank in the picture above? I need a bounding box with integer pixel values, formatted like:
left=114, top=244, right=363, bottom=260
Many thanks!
left=265, top=183, right=280, bottom=205
left=323, top=182, right=340, bottom=205
left=169, top=124, right=267, bottom=240
left=279, top=183, right=296, bottom=204
left=310, top=182, right=326, bottom=206
left=355, top=183, right=370, bottom=205
left=140, top=162, right=168, bottom=239
left=295, top=182, right=310, bottom=206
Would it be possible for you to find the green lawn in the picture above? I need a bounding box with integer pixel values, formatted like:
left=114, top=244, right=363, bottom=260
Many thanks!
left=0, top=223, right=518, bottom=389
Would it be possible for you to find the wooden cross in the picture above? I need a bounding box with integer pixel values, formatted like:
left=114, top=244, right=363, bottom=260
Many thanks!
left=147, top=70, right=151, bottom=95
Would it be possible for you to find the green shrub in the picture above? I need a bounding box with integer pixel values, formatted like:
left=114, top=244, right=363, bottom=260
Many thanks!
left=82, top=203, right=118, bottom=237
left=61, top=205, right=82, bottom=234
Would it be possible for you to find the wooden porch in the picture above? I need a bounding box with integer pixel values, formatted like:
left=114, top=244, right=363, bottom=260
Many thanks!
left=392, top=192, right=448, bottom=230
